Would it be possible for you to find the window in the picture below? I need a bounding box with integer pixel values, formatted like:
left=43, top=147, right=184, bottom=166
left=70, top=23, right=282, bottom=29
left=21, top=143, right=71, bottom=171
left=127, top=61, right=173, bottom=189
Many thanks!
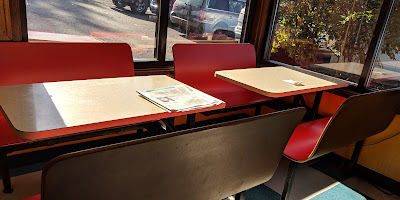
left=25, top=0, right=251, bottom=64
left=265, top=0, right=384, bottom=85
left=166, top=0, right=248, bottom=59
left=26, top=0, right=157, bottom=60
left=368, top=1, right=400, bottom=90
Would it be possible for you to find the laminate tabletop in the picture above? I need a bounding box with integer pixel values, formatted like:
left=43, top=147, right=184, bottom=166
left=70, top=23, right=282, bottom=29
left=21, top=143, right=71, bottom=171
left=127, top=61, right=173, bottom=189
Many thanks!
left=215, top=66, right=350, bottom=98
left=0, top=75, right=225, bottom=139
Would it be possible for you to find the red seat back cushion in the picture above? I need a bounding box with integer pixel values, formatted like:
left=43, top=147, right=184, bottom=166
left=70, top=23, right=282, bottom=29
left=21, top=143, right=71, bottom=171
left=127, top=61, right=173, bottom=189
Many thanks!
left=173, top=43, right=256, bottom=92
left=284, top=117, right=331, bottom=161
left=22, top=194, right=41, bottom=200
left=0, top=43, right=134, bottom=86
left=0, top=42, right=134, bottom=146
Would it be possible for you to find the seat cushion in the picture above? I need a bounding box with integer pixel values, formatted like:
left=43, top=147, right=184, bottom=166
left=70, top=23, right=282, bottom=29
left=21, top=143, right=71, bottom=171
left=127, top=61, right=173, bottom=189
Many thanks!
left=283, top=117, right=331, bottom=162
left=22, top=194, right=41, bottom=200
left=0, top=43, right=134, bottom=86
left=0, top=114, right=27, bottom=146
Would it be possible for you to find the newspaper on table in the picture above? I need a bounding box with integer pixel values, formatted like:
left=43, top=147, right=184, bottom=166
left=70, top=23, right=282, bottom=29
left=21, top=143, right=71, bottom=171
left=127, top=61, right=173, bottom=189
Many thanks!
left=137, top=85, right=223, bottom=112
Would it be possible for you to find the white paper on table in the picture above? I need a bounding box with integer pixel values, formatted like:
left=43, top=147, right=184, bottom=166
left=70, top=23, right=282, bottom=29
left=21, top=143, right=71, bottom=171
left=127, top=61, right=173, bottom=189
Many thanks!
left=283, top=79, right=305, bottom=86
left=138, top=85, right=223, bottom=112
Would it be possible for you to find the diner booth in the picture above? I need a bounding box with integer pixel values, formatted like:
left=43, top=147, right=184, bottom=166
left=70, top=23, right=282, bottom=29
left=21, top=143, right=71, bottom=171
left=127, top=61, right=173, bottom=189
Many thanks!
left=1, top=0, right=400, bottom=199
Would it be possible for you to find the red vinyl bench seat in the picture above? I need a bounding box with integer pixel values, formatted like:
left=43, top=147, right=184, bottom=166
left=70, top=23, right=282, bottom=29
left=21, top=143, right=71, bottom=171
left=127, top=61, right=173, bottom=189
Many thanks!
left=283, top=117, right=331, bottom=162
left=22, top=194, right=41, bottom=200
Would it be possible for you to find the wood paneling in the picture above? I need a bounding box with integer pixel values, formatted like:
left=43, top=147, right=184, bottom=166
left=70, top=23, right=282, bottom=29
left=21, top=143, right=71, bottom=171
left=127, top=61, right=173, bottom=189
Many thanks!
left=0, top=0, right=27, bottom=41
left=0, top=0, right=12, bottom=40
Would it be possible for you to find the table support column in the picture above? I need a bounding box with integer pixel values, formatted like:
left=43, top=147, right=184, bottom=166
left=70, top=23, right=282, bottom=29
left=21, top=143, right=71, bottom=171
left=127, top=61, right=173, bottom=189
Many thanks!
left=310, top=91, right=323, bottom=120
left=0, top=151, right=12, bottom=193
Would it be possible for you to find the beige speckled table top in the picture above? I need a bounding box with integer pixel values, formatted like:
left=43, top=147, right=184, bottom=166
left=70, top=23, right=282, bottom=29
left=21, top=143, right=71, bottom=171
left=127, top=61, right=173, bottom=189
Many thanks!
left=215, top=66, right=350, bottom=98
left=0, top=75, right=225, bottom=139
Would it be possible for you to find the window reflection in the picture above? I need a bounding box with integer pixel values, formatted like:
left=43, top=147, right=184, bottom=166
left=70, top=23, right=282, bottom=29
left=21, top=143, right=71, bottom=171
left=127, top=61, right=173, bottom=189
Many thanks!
left=368, top=1, right=400, bottom=90
left=268, top=0, right=383, bottom=84
left=27, top=0, right=157, bottom=59
left=166, top=0, right=247, bottom=59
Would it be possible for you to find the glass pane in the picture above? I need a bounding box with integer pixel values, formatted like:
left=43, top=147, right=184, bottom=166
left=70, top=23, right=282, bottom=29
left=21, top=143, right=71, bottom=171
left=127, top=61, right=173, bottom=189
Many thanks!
left=165, top=0, right=247, bottom=59
left=267, top=0, right=383, bottom=84
left=27, top=0, right=157, bottom=60
left=368, top=1, right=400, bottom=90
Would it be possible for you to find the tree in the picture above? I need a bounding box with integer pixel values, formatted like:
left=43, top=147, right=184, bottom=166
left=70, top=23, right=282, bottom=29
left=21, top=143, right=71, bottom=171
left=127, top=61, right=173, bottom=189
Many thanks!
left=380, top=1, right=400, bottom=60
left=271, top=0, right=393, bottom=66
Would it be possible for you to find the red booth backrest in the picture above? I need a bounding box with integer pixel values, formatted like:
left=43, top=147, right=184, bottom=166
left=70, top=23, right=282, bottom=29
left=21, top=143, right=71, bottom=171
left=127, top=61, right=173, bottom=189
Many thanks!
left=0, top=42, right=134, bottom=146
left=0, top=43, right=134, bottom=86
left=173, top=43, right=256, bottom=92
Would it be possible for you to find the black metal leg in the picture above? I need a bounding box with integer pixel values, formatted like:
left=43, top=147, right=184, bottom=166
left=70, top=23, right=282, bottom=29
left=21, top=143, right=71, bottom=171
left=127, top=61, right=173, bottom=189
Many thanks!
left=143, top=122, right=167, bottom=136
left=0, top=151, right=13, bottom=193
left=292, top=95, right=300, bottom=106
left=186, top=113, right=196, bottom=129
left=255, top=105, right=261, bottom=116
left=281, top=161, right=297, bottom=200
left=298, top=95, right=306, bottom=107
left=163, top=118, right=176, bottom=132
left=349, top=140, right=364, bottom=168
left=310, top=91, right=323, bottom=120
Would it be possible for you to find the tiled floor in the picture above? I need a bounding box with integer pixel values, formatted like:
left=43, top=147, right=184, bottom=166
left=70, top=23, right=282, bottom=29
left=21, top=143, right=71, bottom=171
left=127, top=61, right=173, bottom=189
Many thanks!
left=0, top=171, right=41, bottom=200
left=262, top=158, right=400, bottom=200
left=0, top=157, right=399, bottom=200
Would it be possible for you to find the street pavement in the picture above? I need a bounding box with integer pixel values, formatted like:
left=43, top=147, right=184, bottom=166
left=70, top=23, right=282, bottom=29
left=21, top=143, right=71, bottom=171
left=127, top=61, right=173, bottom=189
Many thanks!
left=26, top=0, right=195, bottom=59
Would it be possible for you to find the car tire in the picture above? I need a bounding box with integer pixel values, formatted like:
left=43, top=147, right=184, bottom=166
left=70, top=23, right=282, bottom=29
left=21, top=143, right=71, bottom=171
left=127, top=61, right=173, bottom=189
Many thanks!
left=212, top=30, right=228, bottom=40
left=112, top=0, right=127, bottom=8
left=131, top=0, right=148, bottom=14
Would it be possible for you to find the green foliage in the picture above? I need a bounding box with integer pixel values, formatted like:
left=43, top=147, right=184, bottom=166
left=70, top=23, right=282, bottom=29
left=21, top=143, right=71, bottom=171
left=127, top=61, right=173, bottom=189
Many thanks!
left=271, top=0, right=397, bottom=66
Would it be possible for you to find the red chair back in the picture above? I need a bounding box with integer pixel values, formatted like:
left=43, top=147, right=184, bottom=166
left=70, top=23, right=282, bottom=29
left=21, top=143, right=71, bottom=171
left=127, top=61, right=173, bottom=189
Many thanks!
left=173, top=43, right=256, bottom=92
left=0, top=42, right=134, bottom=146
left=314, top=88, right=400, bottom=159
left=0, top=43, right=134, bottom=86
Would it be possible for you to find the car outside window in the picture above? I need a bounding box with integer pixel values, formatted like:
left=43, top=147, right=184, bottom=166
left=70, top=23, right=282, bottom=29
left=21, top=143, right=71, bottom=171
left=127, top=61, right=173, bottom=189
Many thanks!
left=208, top=0, right=229, bottom=11
left=229, top=0, right=244, bottom=13
left=188, top=0, right=204, bottom=7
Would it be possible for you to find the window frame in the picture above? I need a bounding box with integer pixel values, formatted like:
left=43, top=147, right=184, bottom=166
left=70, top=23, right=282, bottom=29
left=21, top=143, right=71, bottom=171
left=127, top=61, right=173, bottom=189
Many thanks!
left=14, top=0, right=256, bottom=71
left=132, top=0, right=257, bottom=70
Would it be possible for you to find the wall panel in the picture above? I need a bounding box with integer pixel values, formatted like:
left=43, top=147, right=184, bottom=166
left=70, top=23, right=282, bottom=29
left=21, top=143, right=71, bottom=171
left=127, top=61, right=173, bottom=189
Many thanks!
left=0, top=0, right=26, bottom=41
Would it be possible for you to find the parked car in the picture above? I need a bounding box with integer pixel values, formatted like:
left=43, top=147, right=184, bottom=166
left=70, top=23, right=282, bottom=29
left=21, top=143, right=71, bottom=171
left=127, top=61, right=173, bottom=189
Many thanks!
left=150, top=0, right=176, bottom=16
left=170, top=0, right=246, bottom=39
left=112, top=0, right=149, bottom=14
left=234, top=7, right=245, bottom=38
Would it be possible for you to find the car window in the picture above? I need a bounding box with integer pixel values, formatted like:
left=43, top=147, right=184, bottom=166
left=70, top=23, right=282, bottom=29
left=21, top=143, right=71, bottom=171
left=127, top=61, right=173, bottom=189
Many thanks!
left=208, top=0, right=229, bottom=11
left=188, top=0, right=204, bottom=7
left=229, top=0, right=244, bottom=13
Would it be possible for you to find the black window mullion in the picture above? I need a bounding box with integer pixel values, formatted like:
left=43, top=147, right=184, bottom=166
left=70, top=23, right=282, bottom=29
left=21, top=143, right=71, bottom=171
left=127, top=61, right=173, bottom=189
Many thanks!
left=241, top=0, right=257, bottom=43
left=357, top=0, right=396, bottom=92
left=261, top=0, right=280, bottom=62
left=155, top=0, right=169, bottom=63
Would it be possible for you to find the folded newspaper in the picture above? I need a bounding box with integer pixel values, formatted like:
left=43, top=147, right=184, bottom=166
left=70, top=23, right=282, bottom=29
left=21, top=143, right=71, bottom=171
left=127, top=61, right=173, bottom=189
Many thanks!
left=137, top=85, right=223, bottom=112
